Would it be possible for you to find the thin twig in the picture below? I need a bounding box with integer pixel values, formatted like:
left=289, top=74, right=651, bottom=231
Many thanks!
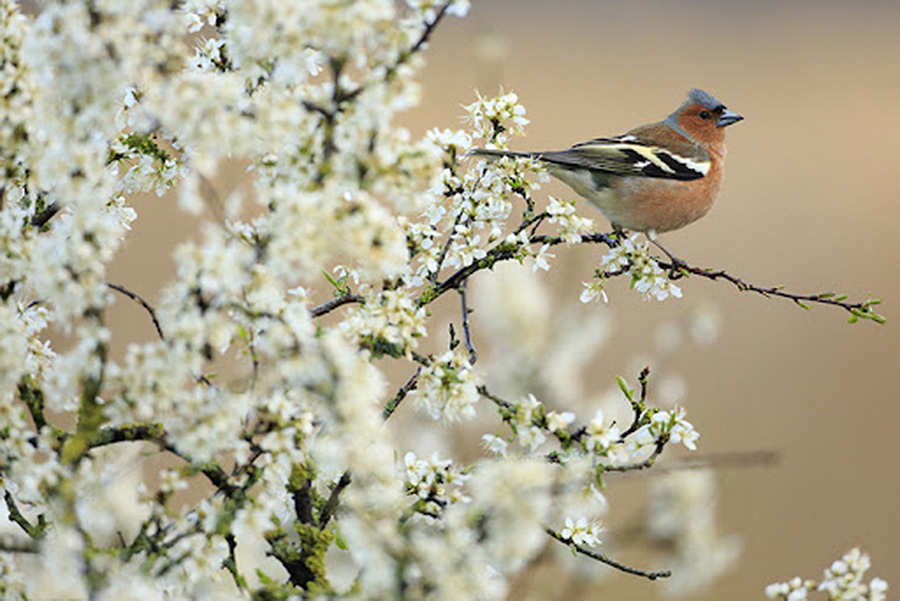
left=532, top=231, right=619, bottom=248
left=544, top=527, right=671, bottom=580
left=619, top=367, right=650, bottom=440
left=429, top=210, right=466, bottom=286
left=319, top=470, right=352, bottom=528
left=476, top=384, right=513, bottom=410
left=92, top=423, right=166, bottom=447
left=425, top=242, right=519, bottom=306
left=106, top=282, right=165, bottom=340
left=382, top=368, right=421, bottom=420
left=424, top=231, right=618, bottom=307
left=604, top=437, right=668, bottom=473
left=409, top=3, right=451, bottom=55
left=309, top=293, right=364, bottom=318
left=650, top=238, right=884, bottom=322
left=30, top=200, right=60, bottom=229
left=457, top=280, right=477, bottom=364
left=3, top=490, right=41, bottom=539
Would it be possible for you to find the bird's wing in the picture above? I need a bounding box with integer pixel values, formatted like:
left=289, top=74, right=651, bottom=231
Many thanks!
left=536, top=133, right=710, bottom=181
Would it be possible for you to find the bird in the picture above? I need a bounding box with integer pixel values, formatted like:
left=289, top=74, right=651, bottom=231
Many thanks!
left=471, top=89, right=743, bottom=234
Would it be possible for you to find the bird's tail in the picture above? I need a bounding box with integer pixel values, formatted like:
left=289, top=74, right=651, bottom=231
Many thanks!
left=468, top=148, right=535, bottom=160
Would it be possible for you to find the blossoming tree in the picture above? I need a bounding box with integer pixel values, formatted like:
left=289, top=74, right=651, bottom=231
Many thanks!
left=0, top=1, right=886, bottom=599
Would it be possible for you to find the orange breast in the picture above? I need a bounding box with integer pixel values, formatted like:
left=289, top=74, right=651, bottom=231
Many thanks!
left=608, top=154, right=724, bottom=232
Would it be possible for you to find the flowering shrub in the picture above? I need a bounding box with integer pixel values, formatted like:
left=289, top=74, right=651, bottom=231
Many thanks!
left=766, top=549, right=888, bottom=601
left=0, top=1, right=885, bottom=599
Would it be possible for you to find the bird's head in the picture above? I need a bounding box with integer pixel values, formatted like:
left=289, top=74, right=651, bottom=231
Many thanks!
left=667, top=88, right=743, bottom=147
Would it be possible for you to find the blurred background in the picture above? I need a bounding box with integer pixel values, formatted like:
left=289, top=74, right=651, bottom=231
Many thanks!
left=107, top=1, right=900, bottom=598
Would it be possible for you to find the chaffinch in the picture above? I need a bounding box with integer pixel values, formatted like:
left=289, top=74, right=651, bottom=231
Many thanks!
left=473, top=89, right=743, bottom=234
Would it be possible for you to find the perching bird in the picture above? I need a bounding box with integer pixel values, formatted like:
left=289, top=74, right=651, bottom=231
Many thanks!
left=471, top=89, right=743, bottom=234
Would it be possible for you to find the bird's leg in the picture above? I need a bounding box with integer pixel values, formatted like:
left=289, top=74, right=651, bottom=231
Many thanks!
left=650, top=237, right=688, bottom=280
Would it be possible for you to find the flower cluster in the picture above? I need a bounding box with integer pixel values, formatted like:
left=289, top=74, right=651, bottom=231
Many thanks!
left=581, top=234, right=683, bottom=303
left=402, top=451, right=470, bottom=515
left=411, top=350, right=480, bottom=421
left=343, top=288, right=428, bottom=357
left=547, top=196, right=596, bottom=244
left=765, top=548, right=888, bottom=601
left=464, top=90, right=530, bottom=147
left=583, top=407, right=625, bottom=456
left=560, top=516, right=604, bottom=548
left=484, top=383, right=696, bottom=472
left=626, top=407, right=699, bottom=459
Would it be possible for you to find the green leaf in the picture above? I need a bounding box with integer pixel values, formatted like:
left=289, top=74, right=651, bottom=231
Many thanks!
left=322, top=269, right=349, bottom=296
left=616, top=376, right=633, bottom=401
left=334, top=530, right=348, bottom=550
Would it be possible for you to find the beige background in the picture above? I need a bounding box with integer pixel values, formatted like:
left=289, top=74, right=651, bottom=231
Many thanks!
left=106, top=2, right=900, bottom=599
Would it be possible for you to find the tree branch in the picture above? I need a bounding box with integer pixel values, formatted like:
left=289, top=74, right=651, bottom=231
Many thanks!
left=319, top=470, right=352, bottom=528
left=107, top=282, right=165, bottom=340
left=544, top=527, right=671, bottom=580
left=457, top=279, right=477, bottom=364
left=650, top=239, right=884, bottom=323
left=619, top=367, right=650, bottom=440
left=3, top=490, right=47, bottom=540
left=30, top=200, right=60, bottom=230
left=310, top=293, right=364, bottom=318
left=604, top=437, right=668, bottom=473
left=408, top=4, right=451, bottom=57
left=382, top=368, right=421, bottom=420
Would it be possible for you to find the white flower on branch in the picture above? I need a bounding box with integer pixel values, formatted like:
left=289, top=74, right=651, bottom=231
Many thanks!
left=560, top=516, right=604, bottom=548
left=412, top=350, right=480, bottom=421
left=766, top=548, right=888, bottom=601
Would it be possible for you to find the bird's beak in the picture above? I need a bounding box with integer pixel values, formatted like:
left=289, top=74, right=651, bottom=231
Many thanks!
left=717, top=110, right=744, bottom=127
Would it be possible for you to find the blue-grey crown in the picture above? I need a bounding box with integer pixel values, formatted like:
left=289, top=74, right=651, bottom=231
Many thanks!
left=686, top=88, right=725, bottom=111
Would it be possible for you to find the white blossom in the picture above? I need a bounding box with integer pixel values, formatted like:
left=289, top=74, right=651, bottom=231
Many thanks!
left=592, top=234, right=683, bottom=302
left=560, top=516, right=603, bottom=548
left=465, top=90, right=530, bottom=146
left=766, top=549, right=887, bottom=601
left=412, top=350, right=480, bottom=421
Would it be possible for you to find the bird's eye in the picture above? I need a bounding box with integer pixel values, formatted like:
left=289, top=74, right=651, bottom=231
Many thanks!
left=699, top=110, right=711, bottom=120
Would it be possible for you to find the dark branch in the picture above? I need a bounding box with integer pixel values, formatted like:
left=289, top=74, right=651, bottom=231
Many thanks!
left=106, top=282, right=165, bottom=340
left=650, top=239, right=884, bottom=323
left=30, top=201, right=61, bottom=229
left=3, top=490, right=45, bottom=539
left=544, top=527, right=671, bottom=580
left=457, top=280, right=477, bottom=364
left=604, top=436, right=668, bottom=473
left=619, top=367, right=650, bottom=440
left=429, top=210, right=466, bottom=286
left=476, top=385, right=514, bottom=410
left=422, top=241, right=521, bottom=306
left=319, top=470, right=352, bottom=528
left=382, top=368, right=421, bottom=420
left=93, top=422, right=166, bottom=447
left=408, top=3, right=451, bottom=56
left=310, top=293, right=364, bottom=318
